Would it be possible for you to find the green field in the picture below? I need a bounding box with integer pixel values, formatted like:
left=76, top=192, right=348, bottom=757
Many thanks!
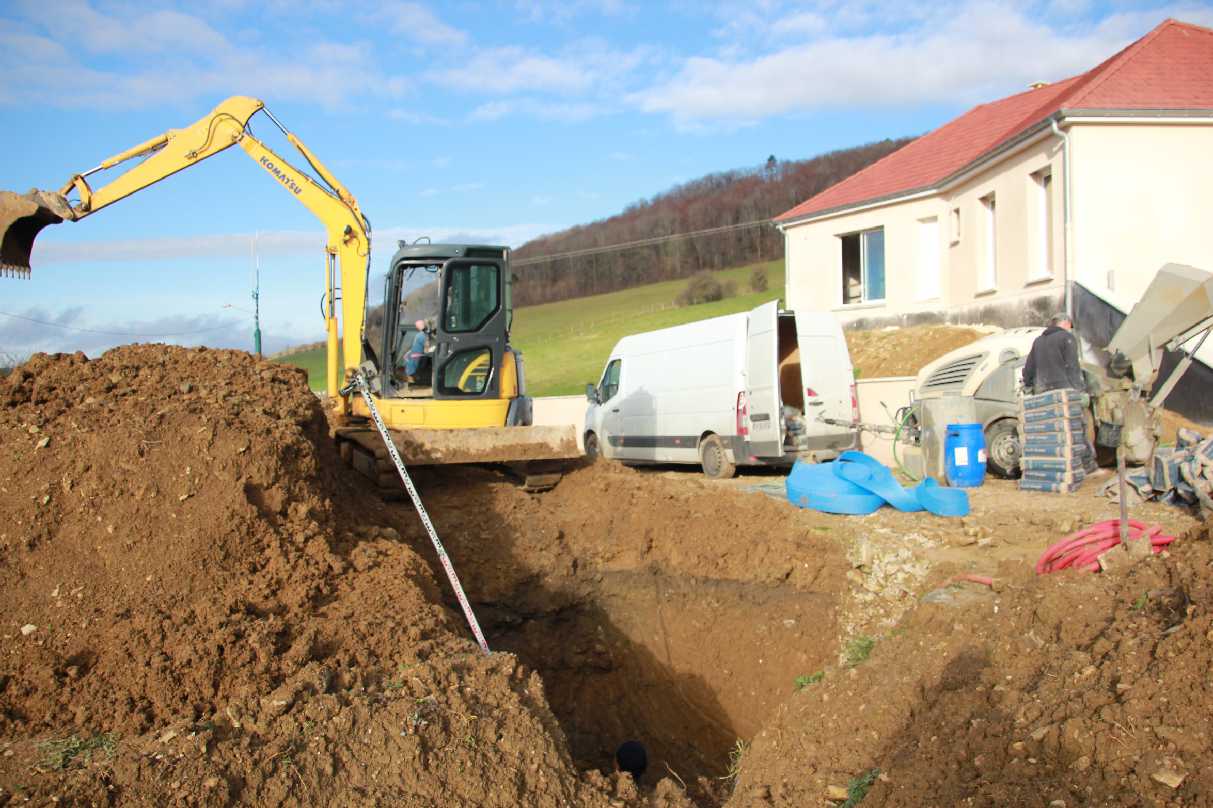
left=276, top=259, right=784, bottom=396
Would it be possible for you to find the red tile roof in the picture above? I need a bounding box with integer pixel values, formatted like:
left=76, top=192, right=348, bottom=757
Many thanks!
left=777, top=19, right=1213, bottom=224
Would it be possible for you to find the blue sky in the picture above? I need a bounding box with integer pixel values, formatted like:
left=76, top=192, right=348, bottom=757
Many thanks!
left=2, top=0, right=1210, bottom=358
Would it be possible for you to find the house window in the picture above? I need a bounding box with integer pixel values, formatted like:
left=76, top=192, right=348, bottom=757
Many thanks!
left=950, top=207, right=961, bottom=244
left=840, top=227, right=885, bottom=305
left=916, top=217, right=941, bottom=301
left=979, top=193, right=997, bottom=291
left=1030, top=171, right=1053, bottom=282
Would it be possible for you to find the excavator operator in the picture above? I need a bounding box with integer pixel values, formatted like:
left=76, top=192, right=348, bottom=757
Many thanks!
left=403, top=319, right=433, bottom=385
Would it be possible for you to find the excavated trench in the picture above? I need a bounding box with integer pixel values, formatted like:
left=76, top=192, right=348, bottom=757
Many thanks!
left=483, top=568, right=839, bottom=788
left=398, top=463, right=850, bottom=798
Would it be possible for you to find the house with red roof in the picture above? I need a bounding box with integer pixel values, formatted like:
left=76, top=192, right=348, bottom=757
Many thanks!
left=776, top=18, right=1213, bottom=339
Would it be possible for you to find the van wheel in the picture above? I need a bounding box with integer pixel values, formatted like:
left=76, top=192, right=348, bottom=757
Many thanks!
left=699, top=435, right=736, bottom=479
left=584, top=432, right=600, bottom=463
left=985, top=419, right=1021, bottom=479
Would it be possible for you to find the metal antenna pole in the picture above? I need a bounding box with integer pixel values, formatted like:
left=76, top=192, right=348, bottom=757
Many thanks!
left=252, top=232, right=263, bottom=358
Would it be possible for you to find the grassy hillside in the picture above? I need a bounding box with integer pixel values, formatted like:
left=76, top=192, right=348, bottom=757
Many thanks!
left=276, top=259, right=784, bottom=396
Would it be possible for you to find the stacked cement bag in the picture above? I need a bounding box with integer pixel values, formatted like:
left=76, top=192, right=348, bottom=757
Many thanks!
left=1108, top=428, right=1213, bottom=511
left=1018, top=389, right=1091, bottom=493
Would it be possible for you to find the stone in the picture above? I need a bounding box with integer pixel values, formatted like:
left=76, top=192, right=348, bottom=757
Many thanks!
left=35, top=436, right=50, bottom=449
left=1151, top=768, right=1186, bottom=789
left=826, top=785, right=849, bottom=801
left=179, top=382, right=193, bottom=395
left=19, top=624, right=36, bottom=636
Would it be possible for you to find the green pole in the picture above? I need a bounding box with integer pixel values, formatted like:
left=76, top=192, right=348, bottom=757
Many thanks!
left=252, top=232, right=263, bottom=358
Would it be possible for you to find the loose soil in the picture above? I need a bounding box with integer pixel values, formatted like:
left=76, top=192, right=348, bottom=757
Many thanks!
left=845, top=325, right=990, bottom=378
left=0, top=347, right=697, bottom=806
left=2, top=344, right=1210, bottom=806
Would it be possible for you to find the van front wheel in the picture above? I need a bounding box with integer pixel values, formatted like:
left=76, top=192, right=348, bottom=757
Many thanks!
left=699, top=435, right=737, bottom=479
left=584, top=432, right=600, bottom=463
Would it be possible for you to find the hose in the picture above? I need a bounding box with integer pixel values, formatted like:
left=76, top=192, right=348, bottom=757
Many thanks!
left=1036, top=519, right=1176, bottom=574
left=891, top=405, right=921, bottom=482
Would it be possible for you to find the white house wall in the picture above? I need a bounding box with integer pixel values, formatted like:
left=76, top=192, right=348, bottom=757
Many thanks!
left=784, top=135, right=1068, bottom=327
left=1069, top=122, right=1213, bottom=310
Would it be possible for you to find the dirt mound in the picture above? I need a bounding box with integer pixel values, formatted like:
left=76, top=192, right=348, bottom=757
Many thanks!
left=0, top=346, right=674, bottom=806
left=846, top=325, right=989, bottom=378
left=727, top=523, right=1213, bottom=806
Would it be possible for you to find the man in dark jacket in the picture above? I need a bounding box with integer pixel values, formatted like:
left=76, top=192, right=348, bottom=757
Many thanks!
left=1023, top=313, right=1083, bottom=394
left=1023, top=312, right=1098, bottom=472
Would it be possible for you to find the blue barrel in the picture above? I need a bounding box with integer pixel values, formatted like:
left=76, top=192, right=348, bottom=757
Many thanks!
left=944, top=423, right=987, bottom=487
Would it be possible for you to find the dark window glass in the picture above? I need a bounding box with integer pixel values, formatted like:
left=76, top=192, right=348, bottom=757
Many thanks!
left=601, top=359, right=621, bottom=401
left=444, top=263, right=500, bottom=333
left=441, top=347, right=493, bottom=395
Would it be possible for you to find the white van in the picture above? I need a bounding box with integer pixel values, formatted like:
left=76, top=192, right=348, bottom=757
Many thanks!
left=583, top=301, right=857, bottom=478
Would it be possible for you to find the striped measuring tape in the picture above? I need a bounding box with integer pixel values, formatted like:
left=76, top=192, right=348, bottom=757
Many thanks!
left=344, top=372, right=491, bottom=655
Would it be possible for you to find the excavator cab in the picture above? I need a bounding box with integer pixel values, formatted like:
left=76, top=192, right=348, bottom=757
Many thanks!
left=370, top=243, right=517, bottom=404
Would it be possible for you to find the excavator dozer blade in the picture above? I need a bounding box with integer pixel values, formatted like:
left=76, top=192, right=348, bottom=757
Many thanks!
left=0, top=190, right=73, bottom=277
left=341, top=424, right=582, bottom=466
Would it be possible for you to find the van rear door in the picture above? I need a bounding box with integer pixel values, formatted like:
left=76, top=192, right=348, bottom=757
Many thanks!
left=795, top=312, right=854, bottom=446
left=745, top=300, right=783, bottom=458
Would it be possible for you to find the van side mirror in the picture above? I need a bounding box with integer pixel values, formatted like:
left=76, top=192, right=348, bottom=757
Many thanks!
left=585, top=383, right=600, bottom=404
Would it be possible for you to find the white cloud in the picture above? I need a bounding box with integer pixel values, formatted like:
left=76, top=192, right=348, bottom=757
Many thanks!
left=30, top=222, right=559, bottom=265
left=33, top=230, right=326, bottom=264
left=514, top=0, right=635, bottom=24
left=431, top=46, right=597, bottom=94
left=0, top=2, right=408, bottom=110
left=472, top=97, right=605, bottom=122
left=0, top=306, right=264, bottom=358
left=10, top=0, right=230, bottom=56
left=632, top=2, right=1213, bottom=126
left=428, top=40, right=653, bottom=99
left=470, top=100, right=515, bottom=121
left=386, top=110, right=452, bottom=125
left=772, top=11, right=828, bottom=38
left=372, top=1, right=468, bottom=46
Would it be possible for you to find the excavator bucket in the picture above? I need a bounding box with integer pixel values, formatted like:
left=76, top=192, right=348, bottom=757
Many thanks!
left=0, top=190, right=73, bottom=277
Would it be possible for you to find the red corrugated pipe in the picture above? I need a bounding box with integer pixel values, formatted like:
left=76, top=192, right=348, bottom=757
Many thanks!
left=1037, top=519, right=1176, bottom=575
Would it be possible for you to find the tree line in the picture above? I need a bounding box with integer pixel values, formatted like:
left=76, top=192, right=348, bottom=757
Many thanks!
left=511, top=138, right=911, bottom=306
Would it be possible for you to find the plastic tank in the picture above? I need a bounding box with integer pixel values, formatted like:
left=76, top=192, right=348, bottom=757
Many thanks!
left=919, top=396, right=979, bottom=483
left=945, top=423, right=987, bottom=487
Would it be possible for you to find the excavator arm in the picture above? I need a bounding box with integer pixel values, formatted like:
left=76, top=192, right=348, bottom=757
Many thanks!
left=0, top=95, right=370, bottom=396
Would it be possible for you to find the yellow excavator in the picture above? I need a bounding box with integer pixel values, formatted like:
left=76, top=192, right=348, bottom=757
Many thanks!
left=0, top=96, right=579, bottom=490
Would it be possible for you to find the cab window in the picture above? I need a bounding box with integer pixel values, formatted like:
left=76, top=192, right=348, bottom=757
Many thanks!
left=600, top=359, right=621, bottom=401
left=444, top=263, right=500, bottom=333
left=439, top=347, right=493, bottom=396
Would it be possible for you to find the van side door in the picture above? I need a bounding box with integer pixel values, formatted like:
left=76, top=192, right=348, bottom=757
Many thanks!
left=795, top=311, right=855, bottom=448
left=745, top=300, right=784, bottom=458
